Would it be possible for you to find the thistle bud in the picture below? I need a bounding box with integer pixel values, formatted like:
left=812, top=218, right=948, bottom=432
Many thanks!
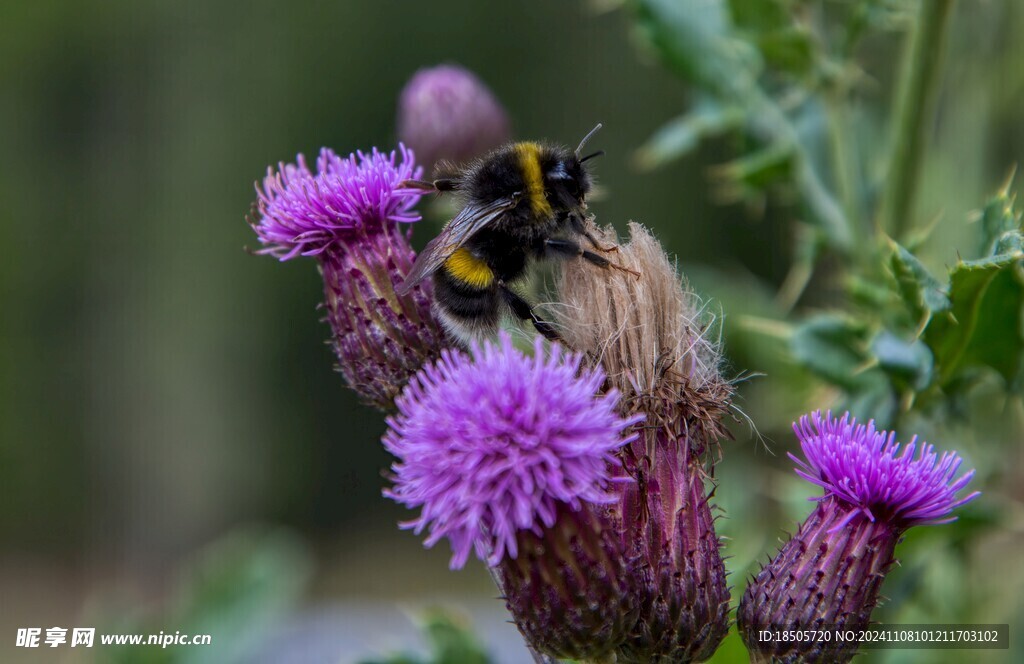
left=499, top=502, right=638, bottom=660
left=249, top=145, right=446, bottom=410
left=397, top=64, right=510, bottom=170
left=614, top=449, right=729, bottom=663
left=737, top=411, right=980, bottom=663
left=382, top=334, right=643, bottom=660
left=556, top=222, right=734, bottom=662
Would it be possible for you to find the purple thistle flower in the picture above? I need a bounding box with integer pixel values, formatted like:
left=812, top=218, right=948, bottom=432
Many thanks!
left=737, top=411, right=979, bottom=663
left=789, top=411, right=980, bottom=530
left=384, top=333, right=641, bottom=569
left=253, top=145, right=422, bottom=260
left=248, top=145, right=446, bottom=410
left=397, top=64, right=510, bottom=170
left=384, top=333, right=643, bottom=659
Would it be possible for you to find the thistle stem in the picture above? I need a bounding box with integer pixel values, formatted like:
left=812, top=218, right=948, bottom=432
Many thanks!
left=879, top=0, right=956, bottom=240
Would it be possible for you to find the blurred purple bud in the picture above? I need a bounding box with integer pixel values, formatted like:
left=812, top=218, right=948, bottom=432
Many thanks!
left=397, top=64, right=510, bottom=170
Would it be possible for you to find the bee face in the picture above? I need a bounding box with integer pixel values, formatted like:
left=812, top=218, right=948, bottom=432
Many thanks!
left=544, top=154, right=591, bottom=206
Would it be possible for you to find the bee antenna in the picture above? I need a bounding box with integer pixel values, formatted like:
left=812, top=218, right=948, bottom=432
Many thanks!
left=575, top=123, right=603, bottom=156
left=579, top=150, right=605, bottom=163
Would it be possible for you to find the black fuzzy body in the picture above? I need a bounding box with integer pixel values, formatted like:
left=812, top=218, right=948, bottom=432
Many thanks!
left=431, top=140, right=593, bottom=343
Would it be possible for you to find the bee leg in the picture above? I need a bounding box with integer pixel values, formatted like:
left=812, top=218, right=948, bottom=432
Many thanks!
left=584, top=230, right=619, bottom=253
left=498, top=282, right=564, bottom=343
left=545, top=238, right=641, bottom=279
left=568, top=213, right=619, bottom=252
left=399, top=178, right=459, bottom=192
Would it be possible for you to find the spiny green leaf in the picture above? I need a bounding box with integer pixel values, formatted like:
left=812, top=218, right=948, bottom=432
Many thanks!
left=871, top=329, right=934, bottom=391
left=634, top=0, right=761, bottom=101
left=727, top=0, right=789, bottom=32
left=635, top=100, right=745, bottom=170
left=924, top=252, right=1024, bottom=386
left=975, top=173, right=1022, bottom=256
left=992, top=231, right=1024, bottom=257
left=716, top=142, right=796, bottom=190
left=889, top=241, right=951, bottom=323
left=757, top=26, right=816, bottom=76
left=790, top=314, right=872, bottom=390
left=953, top=264, right=1024, bottom=388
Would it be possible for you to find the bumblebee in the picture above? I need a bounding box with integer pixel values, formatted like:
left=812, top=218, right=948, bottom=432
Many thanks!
left=398, top=124, right=635, bottom=345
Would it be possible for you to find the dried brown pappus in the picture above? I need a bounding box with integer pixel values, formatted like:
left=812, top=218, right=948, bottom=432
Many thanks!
left=555, top=221, right=733, bottom=663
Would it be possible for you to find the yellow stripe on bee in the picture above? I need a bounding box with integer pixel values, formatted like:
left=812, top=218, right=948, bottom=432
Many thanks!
left=445, top=247, right=494, bottom=288
left=515, top=142, right=553, bottom=218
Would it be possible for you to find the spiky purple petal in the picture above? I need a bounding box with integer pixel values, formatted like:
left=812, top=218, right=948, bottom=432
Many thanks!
left=248, top=145, right=445, bottom=408
left=383, top=333, right=642, bottom=569
left=790, top=411, right=980, bottom=529
left=252, top=145, right=422, bottom=259
left=737, top=411, right=981, bottom=663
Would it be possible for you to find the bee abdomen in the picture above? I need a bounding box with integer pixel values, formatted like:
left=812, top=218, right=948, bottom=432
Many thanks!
left=444, top=247, right=495, bottom=288
left=433, top=265, right=500, bottom=344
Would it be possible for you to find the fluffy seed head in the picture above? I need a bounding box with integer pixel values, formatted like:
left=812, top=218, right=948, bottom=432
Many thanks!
left=790, top=411, right=980, bottom=531
left=383, top=333, right=642, bottom=569
left=555, top=221, right=732, bottom=458
left=252, top=145, right=422, bottom=259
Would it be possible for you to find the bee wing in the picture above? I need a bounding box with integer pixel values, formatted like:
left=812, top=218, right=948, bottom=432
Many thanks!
left=397, top=196, right=517, bottom=294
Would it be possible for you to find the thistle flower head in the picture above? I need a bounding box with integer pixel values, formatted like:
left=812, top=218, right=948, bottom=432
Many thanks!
left=248, top=144, right=444, bottom=410
left=790, top=411, right=980, bottom=531
left=739, top=412, right=981, bottom=662
left=384, top=333, right=641, bottom=569
left=556, top=221, right=732, bottom=661
left=556, top=221, right=731, bottom=457
left=397, top=64, right=510, bottom=169
left=252, top=145, right=422, bottom=259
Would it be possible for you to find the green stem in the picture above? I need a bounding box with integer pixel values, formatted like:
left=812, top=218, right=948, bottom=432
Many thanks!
left=827, top=93, right=861, bottom=237
left=879, top=0, right=956, bottom=241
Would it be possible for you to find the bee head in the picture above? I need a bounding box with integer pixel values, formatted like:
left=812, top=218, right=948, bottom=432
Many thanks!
left=546, top=123, right=603, bottom=205
left=545, top=154, right=593, bottom=205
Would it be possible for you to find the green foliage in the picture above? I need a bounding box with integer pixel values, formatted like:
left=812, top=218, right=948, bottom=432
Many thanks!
left=634, top=0, right=761, bottom=100
left=631, top=3, right=1022, bottom=658
left=631, top=0, right=1023, bottom=430
left=925, top=249, right=1024, bottom=391
left=889, top=241, right=951, bottom=325
left=358, top=610, right=492, bottom=664
left=633, top=0, right=854, bottom=251
left=774, top=183, right=1024, bottom=427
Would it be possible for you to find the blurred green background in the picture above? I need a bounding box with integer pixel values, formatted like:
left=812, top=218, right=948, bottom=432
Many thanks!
left=1, top=1, right=1021, bottom=662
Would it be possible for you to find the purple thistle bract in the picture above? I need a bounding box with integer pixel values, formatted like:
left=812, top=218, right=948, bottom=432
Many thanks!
left=253, top=145, right=422, bottom=260
left=790, top=410, right=980, bottom=530
left=383, top=333, right=642, bottom=570
left=738, top=410, right=979, bottom=663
